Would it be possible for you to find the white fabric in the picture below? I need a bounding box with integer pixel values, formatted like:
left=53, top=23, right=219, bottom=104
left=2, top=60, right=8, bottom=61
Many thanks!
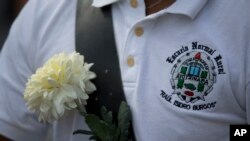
left=112, top=0, right=250, bottom=141
left=92, top=0, right=119, bottom=7
left=0, top=0, right=250, bottom=141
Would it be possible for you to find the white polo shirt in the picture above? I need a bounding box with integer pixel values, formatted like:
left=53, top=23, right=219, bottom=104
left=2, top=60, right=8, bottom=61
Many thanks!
left=0, top=0, right=249, bottom=141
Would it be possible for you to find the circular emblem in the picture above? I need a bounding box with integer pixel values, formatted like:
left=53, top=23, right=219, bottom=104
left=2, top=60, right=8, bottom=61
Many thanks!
left=170, top=51, right=216, bottom=103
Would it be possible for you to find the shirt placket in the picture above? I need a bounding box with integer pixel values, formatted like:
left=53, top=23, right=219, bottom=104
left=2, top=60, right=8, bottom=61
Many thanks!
left=119, top=0, right=145, bottom=82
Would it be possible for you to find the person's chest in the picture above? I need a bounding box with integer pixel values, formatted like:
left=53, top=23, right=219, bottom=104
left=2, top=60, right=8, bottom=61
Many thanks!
left=112, top=1, right=248, bottom=140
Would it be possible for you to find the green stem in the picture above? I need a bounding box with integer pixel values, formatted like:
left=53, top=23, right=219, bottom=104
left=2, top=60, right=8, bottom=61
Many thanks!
left=75, top=100, right=87, bottom=117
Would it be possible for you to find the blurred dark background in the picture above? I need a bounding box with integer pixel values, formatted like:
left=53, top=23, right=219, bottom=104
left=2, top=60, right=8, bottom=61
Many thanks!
left=0, top=0, right=27, bottom=50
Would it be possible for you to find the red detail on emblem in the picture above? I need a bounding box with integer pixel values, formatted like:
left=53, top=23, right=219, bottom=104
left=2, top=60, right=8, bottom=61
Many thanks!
left=184, top=91, right=194, bottom=96
left=194, top=52, right=201, bottom=60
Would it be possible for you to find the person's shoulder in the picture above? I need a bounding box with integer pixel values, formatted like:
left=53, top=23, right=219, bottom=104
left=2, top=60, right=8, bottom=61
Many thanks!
left=211, top=0, right=250, bottom=15
left=7, top=0, right=77, bottom=67
left=30, top=0, right=78, bottom=19
left=207, top=0, right=250, bottom=28
left=22, top=0, right=77, bottom=43
left=16, top=0, right=77, bottom=28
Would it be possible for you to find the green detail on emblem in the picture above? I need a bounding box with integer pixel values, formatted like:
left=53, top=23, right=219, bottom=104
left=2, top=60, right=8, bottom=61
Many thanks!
left=180, top=67, right=187, bottom=74
left=177, top=78, right=184, bottom=89
left=200, top=71, right=208, bottom=79
left=197, top=82, right=205, bottom=92
left=170, top=50, right=217, bottom=103
left=177, top=67, right=187, bottom=89
left=184, top=83, right=196, bottom=91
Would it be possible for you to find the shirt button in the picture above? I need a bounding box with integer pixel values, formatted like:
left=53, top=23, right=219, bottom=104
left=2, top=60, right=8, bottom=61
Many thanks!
left=134, top=26, right=144, bottom=37
left=130, top=0, right=138, bottom=8
left=127, top=55, right=135, bottom=67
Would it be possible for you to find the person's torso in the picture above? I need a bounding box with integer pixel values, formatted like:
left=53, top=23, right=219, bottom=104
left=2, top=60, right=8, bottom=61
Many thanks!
left=32, top=0, right=250, bottom=140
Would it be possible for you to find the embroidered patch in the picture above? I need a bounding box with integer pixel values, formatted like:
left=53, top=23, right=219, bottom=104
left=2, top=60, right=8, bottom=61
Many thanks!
left=161, top=41, right=226, bottom=111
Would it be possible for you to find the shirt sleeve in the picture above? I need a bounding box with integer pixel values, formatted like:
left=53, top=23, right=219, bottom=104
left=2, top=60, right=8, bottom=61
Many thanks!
left=0, top=1, right=50, bottom=141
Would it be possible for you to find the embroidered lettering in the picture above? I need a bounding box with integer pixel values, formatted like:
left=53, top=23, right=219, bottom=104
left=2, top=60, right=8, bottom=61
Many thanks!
left=193, top=101, right=217, bottom=110
left=162, top=41, right=226, bottom=111
left=173, top=100, right=191, bottom=110
left=192, top=42, right=216, bottom=55
left=160, top=90, right=172, bottom=103
left=214, top=55, right=226, bottom=74
left=166, top=46, right=189, bottom=63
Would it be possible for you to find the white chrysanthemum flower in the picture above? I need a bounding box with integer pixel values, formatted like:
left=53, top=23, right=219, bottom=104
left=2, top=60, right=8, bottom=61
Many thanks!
left=24, top=52, right=96, bottom=122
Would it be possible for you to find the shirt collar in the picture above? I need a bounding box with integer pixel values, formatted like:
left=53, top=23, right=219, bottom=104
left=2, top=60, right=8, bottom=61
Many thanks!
left=92, top=0, right=119, bottom=7
left=92, top=0, right=208, bottom=19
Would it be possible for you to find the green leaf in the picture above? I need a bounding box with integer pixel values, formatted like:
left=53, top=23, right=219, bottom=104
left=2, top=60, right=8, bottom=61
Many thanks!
left=76, top=102, right=132, bottom=141
left=77, top=106, right=87, bottom=117
left=89, top=135, right=98, bottom=141
left=73, top=129, right=93, bottom=135
left=117, top=101, right=131, bottom=141
left=100, top=106, right=113, bottom=124
left=113, top=127, right=121, bottom=141
left=100, top=106, right=118, bottom=140
left=85, top=114, right=115, bottom=141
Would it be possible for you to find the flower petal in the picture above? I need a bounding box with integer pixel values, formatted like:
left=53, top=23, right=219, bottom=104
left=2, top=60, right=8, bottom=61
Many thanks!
left=23, top=52, right=96, bottom=122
